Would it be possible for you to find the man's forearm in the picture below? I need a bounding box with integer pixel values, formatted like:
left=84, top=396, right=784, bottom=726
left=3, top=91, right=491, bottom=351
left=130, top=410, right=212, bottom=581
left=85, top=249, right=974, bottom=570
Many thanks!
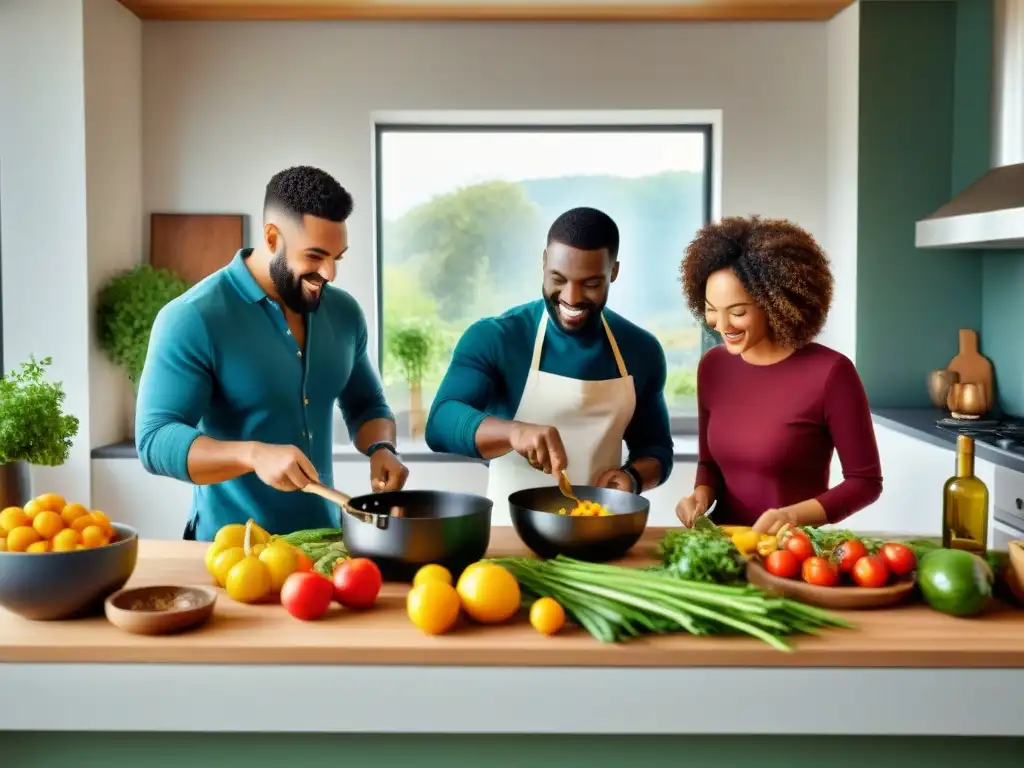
left=354, top=417, right=397, bottom=454
left=474, top=416, right=520, bottom=460
left=187, top=436, right=257, bottom=485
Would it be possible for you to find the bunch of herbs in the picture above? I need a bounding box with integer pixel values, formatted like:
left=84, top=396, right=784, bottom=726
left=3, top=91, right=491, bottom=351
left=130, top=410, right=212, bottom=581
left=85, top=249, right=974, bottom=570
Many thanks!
left=0, top=356, right=79, bottom=466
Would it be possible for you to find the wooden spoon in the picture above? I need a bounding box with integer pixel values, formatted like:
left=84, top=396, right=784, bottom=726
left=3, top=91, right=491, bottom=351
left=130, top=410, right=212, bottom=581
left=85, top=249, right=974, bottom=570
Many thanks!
left=558, top=471, right=582, bottom=507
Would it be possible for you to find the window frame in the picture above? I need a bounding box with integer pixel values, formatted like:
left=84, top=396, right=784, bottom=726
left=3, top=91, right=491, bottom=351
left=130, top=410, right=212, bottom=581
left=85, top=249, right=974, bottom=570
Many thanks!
left=371, top=111, right=721, bottom=437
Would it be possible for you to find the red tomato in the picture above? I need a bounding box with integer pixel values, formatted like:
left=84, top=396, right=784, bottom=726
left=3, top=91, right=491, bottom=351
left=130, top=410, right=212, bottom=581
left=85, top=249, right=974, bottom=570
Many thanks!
left=878, top=542, right=916, bottom=576
left=764, top=549, right=800, bottom=579
left=801, top=556, right=839, bottom=587
left=852, top=555, right=890, bottom=588
left=785, top=535, right=815, bottom=563
left=834, top=539, right=869, bottom=573
left=280, top=571, right=334, bottom=621
left=332, top=558, right=383, bottom=609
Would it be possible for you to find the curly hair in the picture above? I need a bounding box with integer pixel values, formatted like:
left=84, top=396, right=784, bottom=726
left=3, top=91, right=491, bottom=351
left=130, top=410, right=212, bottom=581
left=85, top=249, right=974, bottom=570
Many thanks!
left=680, top=215, right=834, bottom=349
left=263, top=165, right=353, bottom=223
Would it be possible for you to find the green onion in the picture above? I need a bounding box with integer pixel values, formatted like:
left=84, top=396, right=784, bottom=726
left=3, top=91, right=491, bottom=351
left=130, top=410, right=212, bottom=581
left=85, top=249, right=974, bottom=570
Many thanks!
left=491, top=555, right=853, bottom=651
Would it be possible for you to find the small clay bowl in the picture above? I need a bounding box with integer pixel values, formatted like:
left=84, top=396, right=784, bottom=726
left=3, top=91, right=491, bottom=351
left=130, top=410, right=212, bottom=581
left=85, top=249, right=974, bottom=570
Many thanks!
left=104, top=585, right=216, bottom=635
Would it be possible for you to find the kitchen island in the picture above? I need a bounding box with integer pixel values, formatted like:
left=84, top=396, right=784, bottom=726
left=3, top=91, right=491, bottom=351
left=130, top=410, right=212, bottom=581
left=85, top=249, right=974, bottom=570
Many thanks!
left=1, top=528, right=1024, bottom=764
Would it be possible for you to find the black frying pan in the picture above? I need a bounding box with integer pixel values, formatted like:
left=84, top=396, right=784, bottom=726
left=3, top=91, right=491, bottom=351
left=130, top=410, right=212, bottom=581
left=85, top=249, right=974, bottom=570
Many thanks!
left=303, top=483, right=493, bottom=581
left=507, top=485, right=650, bottom=562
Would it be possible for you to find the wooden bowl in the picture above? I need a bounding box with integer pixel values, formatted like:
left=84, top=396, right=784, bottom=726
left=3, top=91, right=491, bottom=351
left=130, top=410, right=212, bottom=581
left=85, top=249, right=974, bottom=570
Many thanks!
left=746, top=558, right=916, bottom=610
left=104, top=585, right=216, bottom=635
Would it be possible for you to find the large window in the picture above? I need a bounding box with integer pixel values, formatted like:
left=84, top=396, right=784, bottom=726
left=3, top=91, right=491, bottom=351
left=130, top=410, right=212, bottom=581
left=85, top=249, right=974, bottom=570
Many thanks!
left=374, top=119, right=714, bottom=439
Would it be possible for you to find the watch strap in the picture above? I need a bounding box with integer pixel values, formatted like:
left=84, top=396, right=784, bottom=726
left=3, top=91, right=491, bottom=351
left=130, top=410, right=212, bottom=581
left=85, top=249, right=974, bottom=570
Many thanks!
left=622, top=464, right=642, bottom=494
left=366, top=441, right=398, bottom=457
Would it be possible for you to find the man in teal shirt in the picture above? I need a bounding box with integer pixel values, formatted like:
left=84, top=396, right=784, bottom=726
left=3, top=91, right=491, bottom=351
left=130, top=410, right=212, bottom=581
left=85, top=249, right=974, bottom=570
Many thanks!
left=136, top=165, right=408, bottom=541
left=425, top=207, right=674, bottom=505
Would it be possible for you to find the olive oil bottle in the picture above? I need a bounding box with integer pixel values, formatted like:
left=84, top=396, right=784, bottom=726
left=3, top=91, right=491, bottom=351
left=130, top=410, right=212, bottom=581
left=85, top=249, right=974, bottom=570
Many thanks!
left=941, top=435, right=989, bottom=554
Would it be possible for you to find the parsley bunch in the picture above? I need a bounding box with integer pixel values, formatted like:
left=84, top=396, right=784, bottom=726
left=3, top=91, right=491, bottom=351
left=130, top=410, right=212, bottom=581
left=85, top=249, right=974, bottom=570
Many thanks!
left=0, top=356, right=80, bottom=466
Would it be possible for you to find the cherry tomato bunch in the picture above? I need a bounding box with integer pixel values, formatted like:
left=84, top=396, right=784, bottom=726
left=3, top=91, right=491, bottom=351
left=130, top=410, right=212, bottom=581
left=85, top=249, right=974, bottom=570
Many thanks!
left=763, top=526, right=917, bottom=589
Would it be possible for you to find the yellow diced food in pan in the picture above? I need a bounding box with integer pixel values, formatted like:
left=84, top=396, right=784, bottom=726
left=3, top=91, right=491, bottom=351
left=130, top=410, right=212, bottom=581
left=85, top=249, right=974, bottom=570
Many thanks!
left=556, top=500, right=612, bottom=517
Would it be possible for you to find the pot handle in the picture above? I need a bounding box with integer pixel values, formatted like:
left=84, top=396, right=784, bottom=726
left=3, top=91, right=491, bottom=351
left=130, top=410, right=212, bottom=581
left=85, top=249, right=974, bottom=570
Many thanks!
left=301, top=483, right=389, bottom=530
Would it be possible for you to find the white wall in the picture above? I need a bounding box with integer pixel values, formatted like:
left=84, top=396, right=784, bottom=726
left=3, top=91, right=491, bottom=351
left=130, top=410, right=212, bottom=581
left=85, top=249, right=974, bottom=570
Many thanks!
left=0, top=0, right=92, bottom=504
left=142, top=19, right=831, bottom=359
left=84, top=0, right=144, bottom=449
left=822, top=1, right=860, bottom=362
left=0, top=0, right=140, bottom=506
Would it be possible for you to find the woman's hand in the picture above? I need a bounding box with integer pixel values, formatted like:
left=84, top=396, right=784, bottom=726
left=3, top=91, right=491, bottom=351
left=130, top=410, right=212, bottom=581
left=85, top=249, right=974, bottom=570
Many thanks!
left=675, top=492, right=708, bottom=528
left=752, top=507, right=799, bottom=534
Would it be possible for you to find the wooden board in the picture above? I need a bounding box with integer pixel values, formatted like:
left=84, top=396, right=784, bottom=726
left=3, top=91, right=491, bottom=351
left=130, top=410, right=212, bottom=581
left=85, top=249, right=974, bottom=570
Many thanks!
left=2, top=528, right=1024, bottom=668
left=150, top=213, right=245, bottom=285
left=118, top=0, right=854, bottom=22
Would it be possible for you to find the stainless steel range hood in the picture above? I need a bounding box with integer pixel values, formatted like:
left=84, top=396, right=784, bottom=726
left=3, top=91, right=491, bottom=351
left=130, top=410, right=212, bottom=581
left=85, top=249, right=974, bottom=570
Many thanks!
left=916, top=0, right=1024, bottom=250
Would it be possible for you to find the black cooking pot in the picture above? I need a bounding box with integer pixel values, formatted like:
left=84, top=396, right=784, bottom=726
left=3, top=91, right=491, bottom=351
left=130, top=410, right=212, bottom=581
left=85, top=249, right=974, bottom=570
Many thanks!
left=304, top=483, right=493, bottom=582
left=508, top=485, right=650, bottom=562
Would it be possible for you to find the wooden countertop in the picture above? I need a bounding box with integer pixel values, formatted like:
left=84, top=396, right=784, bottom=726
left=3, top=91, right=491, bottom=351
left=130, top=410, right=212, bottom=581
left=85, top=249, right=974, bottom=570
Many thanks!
left=2, top=528, right=1023, bottom=668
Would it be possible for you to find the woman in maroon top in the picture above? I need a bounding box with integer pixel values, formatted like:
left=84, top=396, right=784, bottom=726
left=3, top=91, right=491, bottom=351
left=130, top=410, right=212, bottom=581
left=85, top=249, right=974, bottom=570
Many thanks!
left=675, top=215, right=883, bottom=534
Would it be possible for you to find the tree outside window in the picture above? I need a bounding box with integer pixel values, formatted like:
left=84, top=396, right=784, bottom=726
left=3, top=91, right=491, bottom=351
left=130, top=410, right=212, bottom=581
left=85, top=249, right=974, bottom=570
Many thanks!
left=374, top=124, right=713, bottom=439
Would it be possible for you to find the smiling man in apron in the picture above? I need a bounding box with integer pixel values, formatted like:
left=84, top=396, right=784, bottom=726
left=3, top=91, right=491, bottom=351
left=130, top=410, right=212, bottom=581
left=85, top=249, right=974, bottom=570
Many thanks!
left=425, top=207, right=674, bottom=511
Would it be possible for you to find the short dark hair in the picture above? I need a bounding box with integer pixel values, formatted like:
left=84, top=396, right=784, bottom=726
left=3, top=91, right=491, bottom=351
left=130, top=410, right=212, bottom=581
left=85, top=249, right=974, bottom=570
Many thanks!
left=263, top=165, right=353, bottom=223
left=547, top=207, right=620, bottom=261
left=680, top=215, right=834, bottom=348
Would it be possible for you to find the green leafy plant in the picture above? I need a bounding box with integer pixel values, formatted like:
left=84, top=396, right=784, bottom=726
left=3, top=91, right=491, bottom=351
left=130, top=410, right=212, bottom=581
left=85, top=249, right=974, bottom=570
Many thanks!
left=385, top=322, right=439, bottom=388
left=96, top=264, right=190, bottom=386
left=0, top=356, right=80, bottom=466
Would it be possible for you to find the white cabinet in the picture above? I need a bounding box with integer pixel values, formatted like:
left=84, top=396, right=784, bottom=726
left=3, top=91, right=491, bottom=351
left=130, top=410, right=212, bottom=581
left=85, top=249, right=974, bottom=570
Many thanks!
left=839, top=421, right=954, bottom=537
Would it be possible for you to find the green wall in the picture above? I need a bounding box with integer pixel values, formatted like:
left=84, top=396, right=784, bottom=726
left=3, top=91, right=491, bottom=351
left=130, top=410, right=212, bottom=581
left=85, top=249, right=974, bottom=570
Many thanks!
left=856, top=0, right=984, bottom=407
left=857, top=0, right=1024, bottom=417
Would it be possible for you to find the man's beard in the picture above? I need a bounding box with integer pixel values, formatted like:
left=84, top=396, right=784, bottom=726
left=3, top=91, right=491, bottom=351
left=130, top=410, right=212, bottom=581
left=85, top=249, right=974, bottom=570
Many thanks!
left=544, top=291, right=604, bottom=334
left=270, top=250, right=323, bottom=315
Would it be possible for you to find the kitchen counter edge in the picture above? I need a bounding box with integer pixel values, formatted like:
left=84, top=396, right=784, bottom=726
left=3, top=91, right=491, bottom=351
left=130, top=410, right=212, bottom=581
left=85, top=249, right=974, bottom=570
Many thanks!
left=872, top=408, right=1024, bottom=473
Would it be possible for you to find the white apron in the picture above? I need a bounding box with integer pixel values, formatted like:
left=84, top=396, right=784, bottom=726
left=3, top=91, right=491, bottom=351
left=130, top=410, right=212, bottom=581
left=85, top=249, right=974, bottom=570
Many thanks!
left=486, top=312, right=637, bottom=516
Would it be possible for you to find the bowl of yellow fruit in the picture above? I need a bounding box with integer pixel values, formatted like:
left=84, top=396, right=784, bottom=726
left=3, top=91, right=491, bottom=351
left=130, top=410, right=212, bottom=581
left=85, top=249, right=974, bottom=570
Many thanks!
left=0, top=493, right=138, bottom=620
left=508, top=485, right=650, bottom=562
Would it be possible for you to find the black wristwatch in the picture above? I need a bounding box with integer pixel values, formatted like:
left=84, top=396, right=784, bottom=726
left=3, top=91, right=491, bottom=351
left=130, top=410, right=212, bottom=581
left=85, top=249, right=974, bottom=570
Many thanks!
left=622, top=464, right=642, bottom=494
left=365, top=441, right=398, bottom=458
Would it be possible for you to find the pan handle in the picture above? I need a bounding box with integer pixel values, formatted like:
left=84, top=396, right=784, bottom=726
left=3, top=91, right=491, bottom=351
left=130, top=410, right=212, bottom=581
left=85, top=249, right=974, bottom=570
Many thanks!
left=302, top=483, right=389, bottom=530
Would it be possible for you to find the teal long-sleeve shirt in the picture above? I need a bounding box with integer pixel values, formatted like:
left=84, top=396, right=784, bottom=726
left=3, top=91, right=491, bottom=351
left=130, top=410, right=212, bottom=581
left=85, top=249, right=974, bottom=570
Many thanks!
left=134, top=249, right=394, bottom=541
left=425, top=300, right=674, bottom=484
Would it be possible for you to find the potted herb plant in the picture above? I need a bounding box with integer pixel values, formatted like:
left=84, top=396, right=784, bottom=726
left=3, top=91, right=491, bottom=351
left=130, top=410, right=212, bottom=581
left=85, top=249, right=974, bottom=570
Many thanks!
left=96, top=264, right=190, bottom=429
left=0, top=356, right=80, bottom=507
left=385, top=323, right=438, bottom=440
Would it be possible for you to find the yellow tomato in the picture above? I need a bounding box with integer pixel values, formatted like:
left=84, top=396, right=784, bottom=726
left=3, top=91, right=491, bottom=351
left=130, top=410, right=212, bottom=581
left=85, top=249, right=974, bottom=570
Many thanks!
left=413, top=564, right=453, bottom=587
left=60, top=503, right=89, bottom=526
left=258, top=542, right=298, bottom=592
left=205, top=542, right=227, bottom=577
left=0, top=507, right=29, bottom=535
left=71, top=514, right=97, bottom=533
left=90, top=510, right=114, bottom=536
left=731, top=530, right=761, bottom=557
left=407, top=581, right=462, bottom=635
left=529, top=597, right=566, bottom=635
left=51, top=528, right=81, bottom=552
left=456, top=563, right=521, bottom=624
left=212, top=547, right=246, bottom=587
left=32, top=510, right=65, bottom=540
left=80, top=525, right=108, bottom=548
left=6, top=526, right=41, bottom=552
left=26, top=540, right=51, bottom=554
left=34, top=493, right=66, bottom=513
left=225, top=556, right=272, bottom=603
left=214, top=520, right=270, bottom=550
left=22, top=500, right=44, bottom=519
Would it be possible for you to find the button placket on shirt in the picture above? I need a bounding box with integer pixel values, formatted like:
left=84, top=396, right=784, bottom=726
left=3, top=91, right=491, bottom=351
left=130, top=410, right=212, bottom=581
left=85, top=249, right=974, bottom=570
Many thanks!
left=267, top=298, right=314, bottom=451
